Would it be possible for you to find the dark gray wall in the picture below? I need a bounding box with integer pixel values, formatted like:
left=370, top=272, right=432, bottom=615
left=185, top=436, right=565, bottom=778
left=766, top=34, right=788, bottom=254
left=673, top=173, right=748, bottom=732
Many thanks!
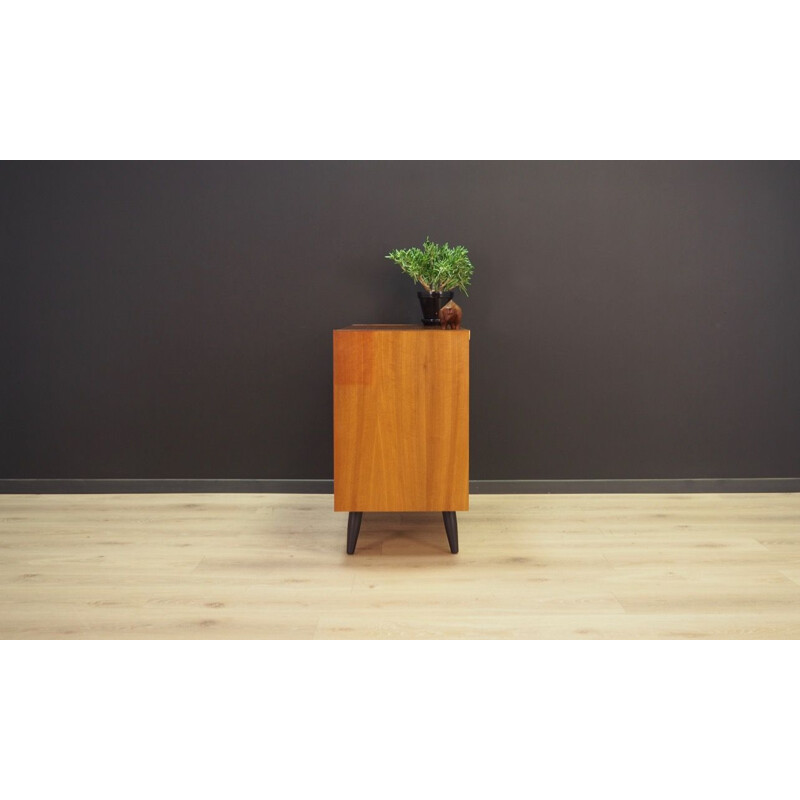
left=2, top=161, right=799, bottom=481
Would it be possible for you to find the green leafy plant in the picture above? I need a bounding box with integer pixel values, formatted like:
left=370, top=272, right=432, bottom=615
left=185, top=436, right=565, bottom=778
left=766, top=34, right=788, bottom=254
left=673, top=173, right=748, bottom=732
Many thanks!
left=386, top=237, right=474, bottom=295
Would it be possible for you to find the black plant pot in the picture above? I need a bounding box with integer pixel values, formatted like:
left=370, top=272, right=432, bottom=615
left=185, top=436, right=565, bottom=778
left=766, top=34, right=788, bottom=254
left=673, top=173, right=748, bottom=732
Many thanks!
left=417, top=290, right=454, bottom=326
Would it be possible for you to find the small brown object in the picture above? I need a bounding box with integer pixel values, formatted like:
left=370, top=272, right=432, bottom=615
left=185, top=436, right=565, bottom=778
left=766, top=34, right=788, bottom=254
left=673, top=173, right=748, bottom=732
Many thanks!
left=439, top=300, right=462, bottom=329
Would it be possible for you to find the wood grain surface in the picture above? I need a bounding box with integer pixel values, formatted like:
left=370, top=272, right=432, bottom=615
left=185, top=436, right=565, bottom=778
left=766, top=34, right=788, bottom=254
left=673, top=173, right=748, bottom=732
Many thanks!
left=333, top=326, right=469, bottom=512
left=1, top=492, right=799, bottom=639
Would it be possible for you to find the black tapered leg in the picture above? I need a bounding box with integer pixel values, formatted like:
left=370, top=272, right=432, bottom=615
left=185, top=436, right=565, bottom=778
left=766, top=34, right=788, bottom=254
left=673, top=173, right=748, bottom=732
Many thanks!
left=442, top=512, right=459, bottom=554
left=346, top=512, right=363, bottom=555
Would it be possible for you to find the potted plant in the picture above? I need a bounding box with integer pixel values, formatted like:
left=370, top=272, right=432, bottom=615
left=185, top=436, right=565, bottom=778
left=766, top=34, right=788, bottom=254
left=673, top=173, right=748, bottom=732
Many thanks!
left=386, top=237, right=475, bottom=326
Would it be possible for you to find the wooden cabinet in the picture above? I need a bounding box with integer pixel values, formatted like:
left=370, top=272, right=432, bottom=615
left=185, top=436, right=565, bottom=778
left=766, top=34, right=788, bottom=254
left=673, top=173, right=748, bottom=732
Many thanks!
left=333, top=324, right=469, bottom=553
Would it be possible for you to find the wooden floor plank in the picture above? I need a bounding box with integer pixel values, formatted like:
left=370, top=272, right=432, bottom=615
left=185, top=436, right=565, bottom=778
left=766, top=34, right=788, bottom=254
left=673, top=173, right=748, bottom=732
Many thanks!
left=0, top=492, right=798, bottom=639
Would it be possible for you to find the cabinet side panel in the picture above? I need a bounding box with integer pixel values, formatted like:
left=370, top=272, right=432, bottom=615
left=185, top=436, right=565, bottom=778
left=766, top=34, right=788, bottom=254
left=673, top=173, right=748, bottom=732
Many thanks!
left=334, top=330, right=469, bottom=512
left=423, top=332, right=469, bottom=511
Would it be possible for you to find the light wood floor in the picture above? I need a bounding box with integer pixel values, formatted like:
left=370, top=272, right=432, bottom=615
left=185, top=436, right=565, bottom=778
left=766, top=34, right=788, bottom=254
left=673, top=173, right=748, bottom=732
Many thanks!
left=1, top=492, right=799, bottom=639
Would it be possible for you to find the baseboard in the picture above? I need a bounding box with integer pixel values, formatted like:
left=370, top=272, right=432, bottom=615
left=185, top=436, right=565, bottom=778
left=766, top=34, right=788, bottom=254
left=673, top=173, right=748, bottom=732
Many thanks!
left=0, top=479, right=334, bottom=494
left=1, top=478, right=799, bottom=494
left=469, top=478, right=800, bottom=493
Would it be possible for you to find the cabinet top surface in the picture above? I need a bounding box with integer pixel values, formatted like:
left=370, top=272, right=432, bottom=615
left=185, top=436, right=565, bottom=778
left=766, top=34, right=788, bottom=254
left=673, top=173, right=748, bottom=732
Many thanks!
left=335, top=324, right=470, bottom=333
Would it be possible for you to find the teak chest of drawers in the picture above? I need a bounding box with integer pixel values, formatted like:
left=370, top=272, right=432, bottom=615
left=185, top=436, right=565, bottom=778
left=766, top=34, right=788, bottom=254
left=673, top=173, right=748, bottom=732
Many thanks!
left=333, top=324, right=469, bottom=554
